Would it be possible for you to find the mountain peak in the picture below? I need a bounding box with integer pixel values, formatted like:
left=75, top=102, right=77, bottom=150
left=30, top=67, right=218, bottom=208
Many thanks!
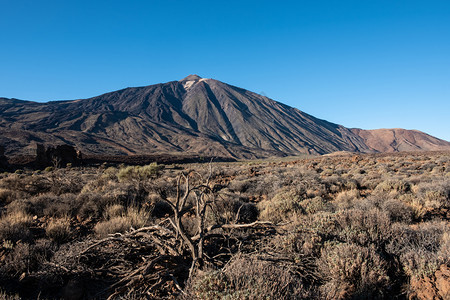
left=180, top=74, right=202, bottom=82
left=180, top=74, right=207, bottom=90
left=2, top=75, right=449, bottom=158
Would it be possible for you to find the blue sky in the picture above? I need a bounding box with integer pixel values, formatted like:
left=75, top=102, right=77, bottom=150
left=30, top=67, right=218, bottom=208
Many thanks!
left=1, top=0, right=449, bottom=141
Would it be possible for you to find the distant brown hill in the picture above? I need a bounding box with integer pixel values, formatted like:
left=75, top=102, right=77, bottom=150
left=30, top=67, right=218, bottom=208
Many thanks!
left=1, top=75, right=449, bottom=158
left=351, top=128, right=450, bottom=153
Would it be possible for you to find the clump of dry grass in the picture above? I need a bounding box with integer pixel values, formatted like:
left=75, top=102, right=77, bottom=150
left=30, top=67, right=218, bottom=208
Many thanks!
left=0, top=188, right=25, bottom=206
left=0, top=290, right=20, bottom=300
left=94, top=205, right=151, bottom=237
left=46, top=216, right=72, bottom=243
left=104, top=203, right=125, bottom=219
left=0, top=210, right=33, bottom=243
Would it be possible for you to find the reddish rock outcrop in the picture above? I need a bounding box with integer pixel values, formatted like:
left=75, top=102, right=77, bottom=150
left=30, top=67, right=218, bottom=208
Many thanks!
left=409, top=265, right=450, bottom=300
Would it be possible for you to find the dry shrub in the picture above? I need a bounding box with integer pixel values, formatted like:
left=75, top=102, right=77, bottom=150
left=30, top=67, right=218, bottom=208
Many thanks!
left=318, top=243, right=390, bottom=299
left=18, top=193, right=78, bottom=218
left=0, top=188, right=26, bottom=206
left=375, top=179, right=411, bottom=194
left=76, top=192, right=112, bottom=220
left=415, top=179, right=450, bottom=210
left=42, top=194, right=77, bottom=217
left=300, top=196, right=329, bottom=214
left=272, top=227, right=324, bottom=258
left=321, top=175, right=358, bottom=194
left=203, top=197, right=257, bottom=227
left=258, top=189, right=303, bottom=223
left=298, top=211, right=338, bottom=237
left=46, top=216, right=71, bottom=243
left=335, top=208, right=392, bottom=248
left=41, top=169, right=85, bottom=195
left=359, top=173, right=383, bottom=190
left=351, top=194, right=386, bottom=212
left=400, top=194, right=427, bottom=219
left=183, top=270, right=233, bottom=299
left=206, top=195, right=237, bottom=225
left=101, top=166, right=118, bottom=180
left=81, top=174, right=139, bottom=201
left=0, top=210, right=33, bottom=243
left=125, top=206, right=151, bottom=228
left=381, top=198, right=414, bottom=223
left=0, top=173, right=51, bottom=195
left=321, top=168, right=334, bottom=177
left=185, top=255, right=309, bottom=299
left=291, top=212, right=338, bottom=256
left=386, top=221, right=448, bottom=279
left=439, top=230, right=450, bottom=260
left=1, top=239, right=54, bottom=276
left=333, top=189, right=360, bottom=210
left=403, top=183, right=449, bottom=218
left=226, top=177, right=258, bottom=194
left=1, top=243, right=33, bottom=276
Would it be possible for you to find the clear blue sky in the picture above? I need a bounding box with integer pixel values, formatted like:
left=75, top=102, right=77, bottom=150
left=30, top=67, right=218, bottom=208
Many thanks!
left=1, top=0, right=449, bottom=141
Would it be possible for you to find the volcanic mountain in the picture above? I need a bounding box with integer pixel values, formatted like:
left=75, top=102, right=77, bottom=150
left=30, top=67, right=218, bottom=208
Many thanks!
left=1, top=75, right=449, bottom=158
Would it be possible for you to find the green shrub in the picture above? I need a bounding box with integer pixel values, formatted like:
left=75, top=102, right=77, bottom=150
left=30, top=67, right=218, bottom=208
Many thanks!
left=117, top=163, right=162, bottom=182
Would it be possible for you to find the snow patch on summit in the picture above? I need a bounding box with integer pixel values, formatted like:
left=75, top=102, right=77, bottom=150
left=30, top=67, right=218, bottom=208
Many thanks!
left=182, top=78, right=210, bottom=90
left=183, top=80, right=196, bottom=90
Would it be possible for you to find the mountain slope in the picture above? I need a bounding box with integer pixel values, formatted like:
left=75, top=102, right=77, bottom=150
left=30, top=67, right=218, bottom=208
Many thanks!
left=1, top=75, right=449, bottom=158
left=351, top=128, right=450, bottom=153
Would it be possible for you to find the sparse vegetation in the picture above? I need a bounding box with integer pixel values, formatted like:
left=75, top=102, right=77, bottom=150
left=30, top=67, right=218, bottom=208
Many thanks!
left=0, top=153, right=449, bottom=299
